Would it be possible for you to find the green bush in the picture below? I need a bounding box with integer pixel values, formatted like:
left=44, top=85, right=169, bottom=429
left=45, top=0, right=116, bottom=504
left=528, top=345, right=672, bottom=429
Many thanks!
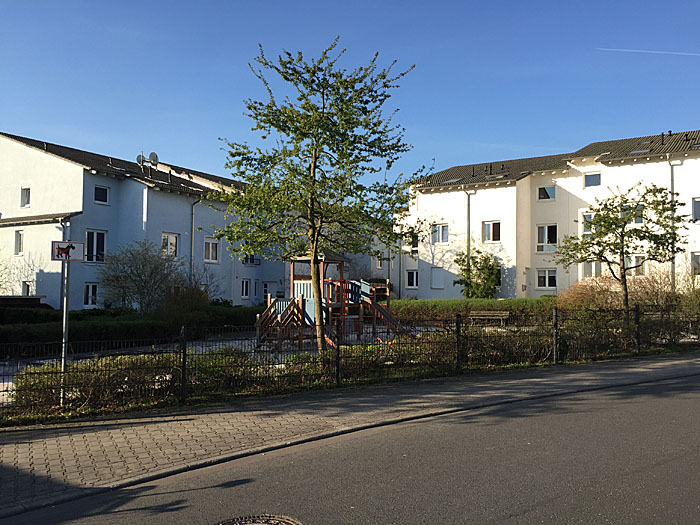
left=12, top=354, right=180, bottom=410
left=390, top=297, right=556, bottom=322
left=188, top=347, right=259, bottom=394
left=0, top=307, right=61, bottom=325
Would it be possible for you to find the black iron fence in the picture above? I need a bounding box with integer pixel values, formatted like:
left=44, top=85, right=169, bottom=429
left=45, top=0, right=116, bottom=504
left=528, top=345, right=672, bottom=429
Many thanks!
left=1, top=306, right=698, bottom=418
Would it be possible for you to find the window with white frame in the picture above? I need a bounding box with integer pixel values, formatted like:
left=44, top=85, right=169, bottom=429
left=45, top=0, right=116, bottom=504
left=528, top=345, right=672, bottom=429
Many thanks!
left=536, top=224, right=557, bottom=252
left=161, top=233, right=179, bottom=256
left=410, top=233, right=418, bottom=255
left=94, top=185, right=109, bottom=204
left=482, top=221, right=501, bottom=242
left=431, top=224, right=448, bottom=244
left=624, top=255, right=645, bottom=276
left=242, top=255, right=259, bottom=265
left=584, top=173, right=601, bottom=187
left=537, top=269, right=557, bottom=289
left=376, top=257, right=384, bottom=270
left=538, top=186, right=555, bottom=201
left=582, top=213, right=594, bottom=234
left=621, top=205, right=644, bottom=225
left=582, top=261, right=602, bottom=278
left=406, top=270, right=418, bottom=288
left=693, top=198, right=700, bottom=221
left=20, top=187, right=30, bottom=208
left=14, top=230, right=24, bottom=255
left=692, top=253, right=700, bottom=276
left=83, top=283, right=98, bottom=306
left=204, top=237, right=218, bottom=262
left=430, top=267, right=444, bottom=289
left=241, top=279, right=250, bottom=299
left=86, top=230, right=106, bottom=262
left=22, top=281, right=32, bottom=296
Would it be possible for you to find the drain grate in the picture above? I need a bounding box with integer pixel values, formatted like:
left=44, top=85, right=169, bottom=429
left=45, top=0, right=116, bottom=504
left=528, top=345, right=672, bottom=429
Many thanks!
left=218, top=515, right=304, bottom=525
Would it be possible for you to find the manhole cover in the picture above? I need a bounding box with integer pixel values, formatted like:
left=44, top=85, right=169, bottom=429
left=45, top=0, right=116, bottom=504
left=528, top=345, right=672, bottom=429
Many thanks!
left=218, top=516, right=303, bottom=525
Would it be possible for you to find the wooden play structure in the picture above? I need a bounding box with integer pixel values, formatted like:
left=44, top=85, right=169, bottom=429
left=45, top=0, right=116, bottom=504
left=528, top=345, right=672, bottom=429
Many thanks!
left=255, top=253, right=400, bottom=349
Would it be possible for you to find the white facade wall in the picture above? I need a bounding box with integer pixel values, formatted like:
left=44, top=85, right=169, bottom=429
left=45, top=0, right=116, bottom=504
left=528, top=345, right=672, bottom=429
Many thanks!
left=397, top=152, right=700, bottom=300
left=0, top=137, right=285, bottom=310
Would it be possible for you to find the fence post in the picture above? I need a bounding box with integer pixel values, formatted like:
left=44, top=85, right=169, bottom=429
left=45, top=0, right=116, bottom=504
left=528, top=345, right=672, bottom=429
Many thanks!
left=634, top=304, right=641, bottom=354
left=455, top=314, right=462, bottom=373
left=335, top=318, right=342, bottom=387
left=552, top=307, right=559, bottom=365
left=179, top=325, right=188, bottom=404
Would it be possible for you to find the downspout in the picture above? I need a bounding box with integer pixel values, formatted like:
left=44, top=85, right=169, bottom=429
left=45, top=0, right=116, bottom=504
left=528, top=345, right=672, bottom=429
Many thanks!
left=190, top=196, right=202, bottom=282
left=667, top=154, right=681, bottom=293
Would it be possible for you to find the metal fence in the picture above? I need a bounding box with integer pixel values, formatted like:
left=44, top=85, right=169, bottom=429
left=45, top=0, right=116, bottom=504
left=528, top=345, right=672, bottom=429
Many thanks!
left=2, top=306, right=698, bottom=417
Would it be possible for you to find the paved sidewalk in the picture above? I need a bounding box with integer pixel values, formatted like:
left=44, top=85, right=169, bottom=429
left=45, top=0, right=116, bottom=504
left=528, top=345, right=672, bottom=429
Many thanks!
left=2, top=350, right=700, bottom=519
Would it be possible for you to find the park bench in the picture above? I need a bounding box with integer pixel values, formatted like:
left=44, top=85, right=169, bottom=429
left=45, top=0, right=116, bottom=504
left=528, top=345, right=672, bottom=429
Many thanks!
left=467, top=310, right=511, bottom=326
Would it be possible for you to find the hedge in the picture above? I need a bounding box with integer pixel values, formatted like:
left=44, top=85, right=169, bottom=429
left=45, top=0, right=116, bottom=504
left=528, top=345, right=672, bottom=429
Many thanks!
left=389, top=296, right=557, bottom=322
left=0, top=305, right=266, bottom=344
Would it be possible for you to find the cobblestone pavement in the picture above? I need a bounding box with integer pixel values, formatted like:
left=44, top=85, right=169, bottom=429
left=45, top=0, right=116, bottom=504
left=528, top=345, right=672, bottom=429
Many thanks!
left=2, top=351, right=700, bottom=519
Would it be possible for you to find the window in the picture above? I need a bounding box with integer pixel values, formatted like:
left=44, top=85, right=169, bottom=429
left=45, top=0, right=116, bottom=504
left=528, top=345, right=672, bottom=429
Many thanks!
left=86, top=230, right=106, bottom=262
left=431, top=224, right=448, bottom=244
left=482, top=221, right=501, bottom=242
left=14, top=230, right=23, bottom=255
left=582, top=213, right=594, bottom=234
left=538, top=186, right=555, bottom=200
left=161, top=233, right=178, bottom=256
left=582, top=261, right=602, bottom=278
left=22, top=281, right=32, bottom=296
left=536, top=224, right=557, bottom=252
left=430, top=267, right=444, bottom=289
left=204, top=237, right=218, bottom=262
left=263, top=282, right=275, bottom=297
left=584, top=173, right=601, bottom=187
left=410, top=233, right=419, bottom=255
left=83, top=283, right=98, bottom=306
left=94, top=186, right=109, bottom=204
left=537, top=269, right=557, bottom=289
left=406, top=270, right=418, bottom=288
left=376, top=257, right=384, bottom=270
left=624, top=255, right=645, bottom=276
left=243, top=255, right=259, bottom=265
left=20, top=187, right=30, bottom=208
left=241, top=279, right=250, bottom=299
left=693, top=198, right=700, bottom=221
left=692, top=253, right=700, bottom=276
left=622, top=205, right=644, bottom=225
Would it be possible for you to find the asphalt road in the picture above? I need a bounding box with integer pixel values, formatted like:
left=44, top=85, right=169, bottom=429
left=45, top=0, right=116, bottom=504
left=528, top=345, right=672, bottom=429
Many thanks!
left=6, top=374, right=700, bottom=524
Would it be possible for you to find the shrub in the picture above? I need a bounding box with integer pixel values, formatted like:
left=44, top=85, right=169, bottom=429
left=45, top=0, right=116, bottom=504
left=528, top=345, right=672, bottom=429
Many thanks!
left=556, top=277, right=621, bottom=309
left=390, top=297, right=555, bottom=322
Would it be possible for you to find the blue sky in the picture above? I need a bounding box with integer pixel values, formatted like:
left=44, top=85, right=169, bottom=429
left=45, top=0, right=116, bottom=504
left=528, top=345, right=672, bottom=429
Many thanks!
left=2, top=0, right=700, bottom=180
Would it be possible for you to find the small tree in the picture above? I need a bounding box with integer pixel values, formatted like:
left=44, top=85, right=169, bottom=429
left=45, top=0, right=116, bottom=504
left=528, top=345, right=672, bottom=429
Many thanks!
left=98, top=241, right=184, bottom=313
left=553, top=183, right=686, bottom=330
left=213, top=38, right=419, bottom=352
left=453, top=247, right=501, bottom=299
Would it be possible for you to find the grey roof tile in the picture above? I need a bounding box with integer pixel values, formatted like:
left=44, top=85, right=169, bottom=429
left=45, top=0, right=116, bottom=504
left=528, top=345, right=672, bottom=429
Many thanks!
left=569, top=129, right=700, bottom=161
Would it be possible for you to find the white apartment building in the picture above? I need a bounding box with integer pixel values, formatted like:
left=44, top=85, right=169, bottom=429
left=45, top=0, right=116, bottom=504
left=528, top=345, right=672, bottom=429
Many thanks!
left=367, top=129, right=700, bottom=299
left=0, top=132, right=285, bottom=310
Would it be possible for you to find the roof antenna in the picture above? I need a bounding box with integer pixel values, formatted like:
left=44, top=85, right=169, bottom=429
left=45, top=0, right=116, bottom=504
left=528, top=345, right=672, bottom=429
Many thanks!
left=472, top=166, right=475, bottom=177
left=668, top=130, right=673, bottom=136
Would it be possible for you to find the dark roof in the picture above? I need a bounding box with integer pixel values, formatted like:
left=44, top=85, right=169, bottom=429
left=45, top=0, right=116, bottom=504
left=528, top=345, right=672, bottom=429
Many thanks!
left=418, top=153, right=571, bottom=189
left=0, top=211, right=81, bottom=228
left=569, top=129, right=700, bottom=162
left=0, top=132, right=240, bottom=195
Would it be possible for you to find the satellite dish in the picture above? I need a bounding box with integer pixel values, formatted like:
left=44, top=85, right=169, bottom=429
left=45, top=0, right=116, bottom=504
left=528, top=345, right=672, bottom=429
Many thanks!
left=136, top=154, right=145, bottom=165
left=149, top=152, right=159, bottom=164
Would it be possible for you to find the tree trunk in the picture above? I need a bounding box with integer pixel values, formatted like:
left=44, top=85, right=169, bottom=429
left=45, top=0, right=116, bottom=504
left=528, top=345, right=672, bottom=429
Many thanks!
left=621, top=265, right=631, bottom=337
left=310, top=251, right=326, bottom=355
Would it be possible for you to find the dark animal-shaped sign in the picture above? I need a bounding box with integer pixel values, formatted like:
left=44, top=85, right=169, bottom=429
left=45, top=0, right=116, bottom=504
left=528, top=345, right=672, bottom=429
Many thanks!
left=55, top=243, right=76, bottom=260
